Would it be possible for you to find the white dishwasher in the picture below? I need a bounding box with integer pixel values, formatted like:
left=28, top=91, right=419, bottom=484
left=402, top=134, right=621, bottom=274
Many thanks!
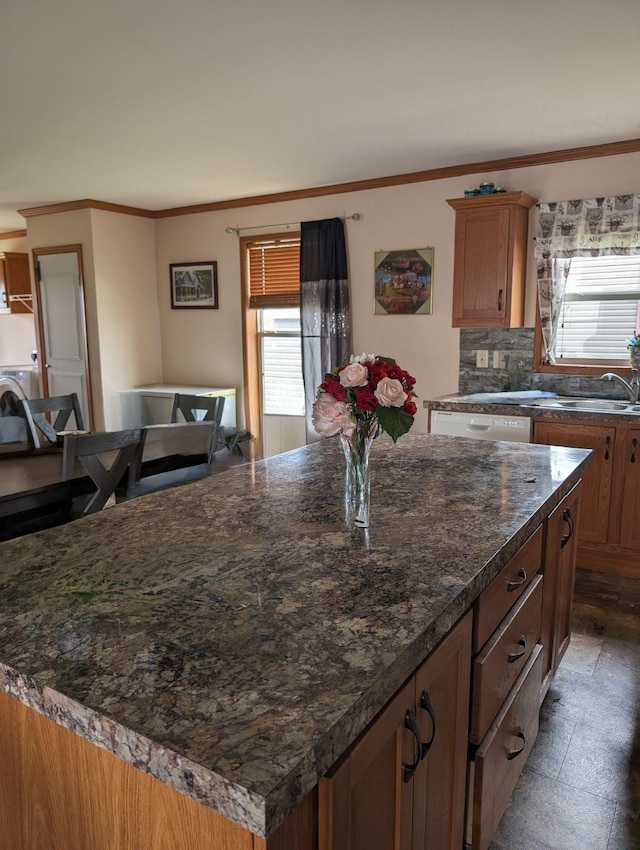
left=430, top=409, right=532, bottom=443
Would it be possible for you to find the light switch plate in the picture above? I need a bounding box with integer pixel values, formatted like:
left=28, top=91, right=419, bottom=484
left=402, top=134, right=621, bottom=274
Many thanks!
left=476, top=350, right=488, bottom=368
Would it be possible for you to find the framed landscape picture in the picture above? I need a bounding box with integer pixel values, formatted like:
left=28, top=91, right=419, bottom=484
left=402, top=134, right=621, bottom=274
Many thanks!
left=170, top=261, right=218, bottom=309
left=374, top=248, right=433, bottom=315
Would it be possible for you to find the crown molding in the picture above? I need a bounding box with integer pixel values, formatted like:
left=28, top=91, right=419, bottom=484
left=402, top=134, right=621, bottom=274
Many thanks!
left=13, top=137, right=640, bottom=225
left=0, top=229, right=27, bottom=240
left=18, top=199, right=154, bottom=219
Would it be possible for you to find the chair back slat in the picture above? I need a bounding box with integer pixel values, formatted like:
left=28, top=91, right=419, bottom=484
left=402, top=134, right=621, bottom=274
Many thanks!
left=22, top=393, right=85, bottom=449
left=62, top=428, right=141, bottom=516
left=127, top=421, right=217, bottom=494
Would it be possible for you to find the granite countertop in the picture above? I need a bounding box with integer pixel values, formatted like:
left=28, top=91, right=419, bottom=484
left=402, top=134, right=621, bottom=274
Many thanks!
left=423, top=392, right=640, bottom=423
left=0, top=434, right=591, bottom=838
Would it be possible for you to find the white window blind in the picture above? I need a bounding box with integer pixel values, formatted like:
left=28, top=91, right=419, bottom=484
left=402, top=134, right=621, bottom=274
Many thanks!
left=556, top=255, right=640, bottom=361
left=258, top=307, right=305, bottom=417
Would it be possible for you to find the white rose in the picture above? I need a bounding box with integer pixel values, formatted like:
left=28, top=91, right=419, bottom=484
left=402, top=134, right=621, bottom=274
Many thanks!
left=374, top=377, right=407, bottom=408
left=339, top=362, right=369, bottom=388
left=312, top=393, right=355, bottom=437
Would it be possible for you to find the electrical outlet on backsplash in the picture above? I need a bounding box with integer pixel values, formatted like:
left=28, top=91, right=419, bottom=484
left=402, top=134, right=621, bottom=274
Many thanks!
left=458, top=328, right=632, bottom=399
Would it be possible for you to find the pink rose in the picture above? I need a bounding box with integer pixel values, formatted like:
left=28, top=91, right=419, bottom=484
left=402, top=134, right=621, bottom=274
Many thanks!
left=339, top=362, right=369, bottom=388
left=374, top=377, right=407, bottom=408
left=312, top=393, right=355, bottom=437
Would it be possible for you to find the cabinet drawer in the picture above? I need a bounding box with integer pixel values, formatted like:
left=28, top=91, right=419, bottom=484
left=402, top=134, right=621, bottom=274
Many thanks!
left=473, top=525, right=542, bottom=652
left=470, top=575, right=543, bottom=745
left=471, top=644, right=543, bottom=850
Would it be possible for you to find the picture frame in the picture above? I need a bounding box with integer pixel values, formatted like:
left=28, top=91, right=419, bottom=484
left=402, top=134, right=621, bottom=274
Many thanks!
left=374, top=248, right=433, bottom=315
left=170, top=261, right=218, bottom=309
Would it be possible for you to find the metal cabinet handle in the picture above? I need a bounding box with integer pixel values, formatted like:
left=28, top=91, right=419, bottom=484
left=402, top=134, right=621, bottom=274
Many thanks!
left=631, top=437, right=637, bottom=464
left=507, top=567, right=527, bottom=592
left=403, top=710, right=424, bottom=782
left=604, top=434, right=611, bottom=461
left=507, top=730, right=526, bottom=760
left=419, top=690, right=436, bottom=758
left=507, top=635, right=527, bottom=663
left=561, top=507, right=574, bottom=549
left=497, top=288, right=503, bottom=312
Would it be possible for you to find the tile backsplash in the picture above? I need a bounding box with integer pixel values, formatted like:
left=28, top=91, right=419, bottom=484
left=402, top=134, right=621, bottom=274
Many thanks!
left=459, top=328, right=631, bottom=399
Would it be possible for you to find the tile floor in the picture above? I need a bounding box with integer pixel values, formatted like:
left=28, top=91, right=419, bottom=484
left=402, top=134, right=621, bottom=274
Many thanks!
left=489, top=570, right=640, bottom=850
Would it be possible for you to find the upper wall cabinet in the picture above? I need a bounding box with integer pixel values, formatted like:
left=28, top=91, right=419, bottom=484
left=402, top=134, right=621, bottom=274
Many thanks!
left=0, top=252, right=32, bottom=314
left=447, top=192, right=536, bottom=329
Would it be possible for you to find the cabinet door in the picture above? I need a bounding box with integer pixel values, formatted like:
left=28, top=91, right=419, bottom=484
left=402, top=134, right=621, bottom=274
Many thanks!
left=318, top=679, right=415, bottom=850
left=542, top=484, right=581, bottom=677
left=452, top=207, right=511, bottom=328
left=618, top=428, right=640, bottom=550
left=1, top=252, right=31, bottom=314
left=534, top=420, right=613, bottom=545
left=411, top=611, right=472, bottom=850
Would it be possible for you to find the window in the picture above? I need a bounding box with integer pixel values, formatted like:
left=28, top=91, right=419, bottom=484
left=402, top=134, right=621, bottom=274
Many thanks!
left=258, top=307, right=305, bottom=416
left=241, top=235, right=304, bottom=450
left=554, top=255, right=640, bottom=362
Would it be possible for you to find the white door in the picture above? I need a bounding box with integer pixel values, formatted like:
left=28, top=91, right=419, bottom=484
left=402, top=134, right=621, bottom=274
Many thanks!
left=35, top=249, right=92, bottom=428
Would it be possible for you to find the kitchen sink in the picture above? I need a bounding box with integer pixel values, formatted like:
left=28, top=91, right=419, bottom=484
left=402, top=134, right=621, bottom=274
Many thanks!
left=532, top=397, right=632, bottom=412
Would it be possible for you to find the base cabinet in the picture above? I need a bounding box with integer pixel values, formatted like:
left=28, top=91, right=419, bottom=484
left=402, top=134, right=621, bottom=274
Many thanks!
left=534, top=418, right=638, bottom=577
left=318, top=611, right=472, bottom=850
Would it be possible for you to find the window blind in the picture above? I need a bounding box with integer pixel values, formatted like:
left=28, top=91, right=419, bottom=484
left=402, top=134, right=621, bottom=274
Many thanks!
left=247, top=237, right=300, bottom=309
left=556, top=255, right=640, bottom=361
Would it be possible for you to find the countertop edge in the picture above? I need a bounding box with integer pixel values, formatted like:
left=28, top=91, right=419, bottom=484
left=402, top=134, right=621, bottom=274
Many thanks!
left=423, top=395, right=640, bottom=423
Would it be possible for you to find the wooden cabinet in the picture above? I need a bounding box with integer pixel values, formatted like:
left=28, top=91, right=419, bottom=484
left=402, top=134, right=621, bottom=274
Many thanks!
left=318, top=611, right=472, bottom=850
left=534, top=417, right=639, bottom=577
left=534, top=420, right=613, bottom=546
left=0, top=252, right=31, bottom=314
left=446, top=192, right=536, bottom=329
left=539, top=484, right=581, bottom=698
left=467, top=525, right=545, bottom=850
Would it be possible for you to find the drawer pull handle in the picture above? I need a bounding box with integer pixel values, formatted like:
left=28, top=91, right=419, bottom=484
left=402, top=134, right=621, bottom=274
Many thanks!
left=507, top=567, right=527, bottom=592
left=507, top=635, right=527, bottom=663
left=507, top=730, right=526, bottom=760
left=403, top=710, right=423, bottom=782
left=498, top=288, right=503, bottom=312
left=561, top=508, right=574, bottom=549
left=419, top=689, right=436, bottom=758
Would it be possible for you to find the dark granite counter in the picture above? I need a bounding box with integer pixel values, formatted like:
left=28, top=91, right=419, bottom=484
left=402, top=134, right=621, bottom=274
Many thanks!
left=424, top=393, right=640, bottom=423
left=0, top=434, right=591, bottom=838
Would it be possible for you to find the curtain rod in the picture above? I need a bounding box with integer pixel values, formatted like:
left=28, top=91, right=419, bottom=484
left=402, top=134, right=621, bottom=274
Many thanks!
left=225, top=213, right=361, bottom=236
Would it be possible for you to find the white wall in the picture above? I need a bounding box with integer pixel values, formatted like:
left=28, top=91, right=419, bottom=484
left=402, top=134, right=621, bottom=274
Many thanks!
left=90, top=210, right=162, bottom=429
left=156, top=150, right=640, bottom=434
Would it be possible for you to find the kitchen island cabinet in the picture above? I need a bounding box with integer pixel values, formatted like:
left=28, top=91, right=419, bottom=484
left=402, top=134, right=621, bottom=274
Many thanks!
left=0, top=435, right=590, bottom=849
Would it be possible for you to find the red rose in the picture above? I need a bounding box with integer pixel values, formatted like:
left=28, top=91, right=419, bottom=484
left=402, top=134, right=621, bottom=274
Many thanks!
left=320, top=375, right=347, bottom=401
left=354, top=386, right=377, bottom=411
left=403, top=399, right=417, bottom=416
left=403, top=371, right=417, bottom=387
left=367, top=360, right=389, bottom=388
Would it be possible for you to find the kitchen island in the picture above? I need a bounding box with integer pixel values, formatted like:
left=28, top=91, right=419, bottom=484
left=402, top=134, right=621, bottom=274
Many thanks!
left=0, top=434, right=591, bottom=849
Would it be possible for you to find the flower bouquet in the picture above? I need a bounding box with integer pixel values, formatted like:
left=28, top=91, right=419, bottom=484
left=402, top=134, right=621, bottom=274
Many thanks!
left=312, top=354, right=417, bottom=527
left=626, top=333, right=640, bottom=368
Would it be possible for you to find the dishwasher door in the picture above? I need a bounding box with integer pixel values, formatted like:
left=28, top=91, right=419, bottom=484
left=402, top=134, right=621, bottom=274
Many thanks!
left=430, top=410, right=532, bottom=442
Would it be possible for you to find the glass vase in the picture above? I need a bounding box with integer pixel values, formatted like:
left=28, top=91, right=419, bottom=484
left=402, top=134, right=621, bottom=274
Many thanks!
left=340, top=419, right=379, bottom=528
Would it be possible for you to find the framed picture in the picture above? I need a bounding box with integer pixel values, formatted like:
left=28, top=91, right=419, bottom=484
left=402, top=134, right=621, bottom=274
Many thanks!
left=374, top=248, right=433, bottom=315
left=170, top=261, right=218, bottom=309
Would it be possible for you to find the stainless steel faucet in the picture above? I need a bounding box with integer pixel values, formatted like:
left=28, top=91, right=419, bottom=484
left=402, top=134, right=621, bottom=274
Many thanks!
left=600, top=368, right=640, bottom=403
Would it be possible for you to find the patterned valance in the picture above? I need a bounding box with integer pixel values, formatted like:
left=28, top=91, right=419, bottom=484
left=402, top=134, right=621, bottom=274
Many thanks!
left=535, top=194, right=640, bottom=258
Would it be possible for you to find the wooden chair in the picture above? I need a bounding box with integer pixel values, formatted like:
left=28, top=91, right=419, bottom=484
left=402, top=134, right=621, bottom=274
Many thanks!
left=170, top=392, right=253, bottom=457
left=22, top=393, right=86, bottom=449
left=62, top=428, right=141, bottom=517
left=126, top=421, right=217, bottom=498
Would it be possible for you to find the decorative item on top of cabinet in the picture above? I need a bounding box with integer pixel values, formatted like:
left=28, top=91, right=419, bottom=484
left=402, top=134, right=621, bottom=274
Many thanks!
left=0, top=252, right=32, bottom=314
left=534, top=417, right=639, bottom=578
left=446, top=191, right=536, bottom=329
left=318, top=611, right=472, bottom=850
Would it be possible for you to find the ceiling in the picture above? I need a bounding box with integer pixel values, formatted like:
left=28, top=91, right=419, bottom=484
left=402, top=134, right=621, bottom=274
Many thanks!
left=1, top=0, right=639, bottom=233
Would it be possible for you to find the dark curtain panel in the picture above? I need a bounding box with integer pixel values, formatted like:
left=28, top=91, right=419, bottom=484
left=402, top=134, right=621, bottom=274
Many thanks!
left=300, top=218, right=352, bottom=443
